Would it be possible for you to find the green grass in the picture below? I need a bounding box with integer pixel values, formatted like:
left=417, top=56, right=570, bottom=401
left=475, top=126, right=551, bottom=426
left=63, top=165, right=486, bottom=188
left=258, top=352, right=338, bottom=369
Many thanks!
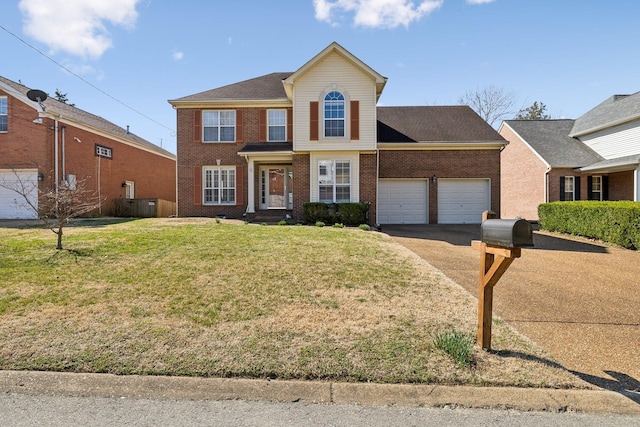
left=0, top=218, right=586, bottom=388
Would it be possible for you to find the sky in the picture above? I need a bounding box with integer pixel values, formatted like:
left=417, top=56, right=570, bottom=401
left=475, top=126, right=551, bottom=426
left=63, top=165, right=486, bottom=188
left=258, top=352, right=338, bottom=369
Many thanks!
left=2, top=0, right=640, bottom=155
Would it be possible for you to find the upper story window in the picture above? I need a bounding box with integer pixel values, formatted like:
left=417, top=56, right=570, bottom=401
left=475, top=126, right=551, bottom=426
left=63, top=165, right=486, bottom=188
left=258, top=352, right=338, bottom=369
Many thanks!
left=203, top=110, right=235, bottom=142
left=323, top=91, right=345, bottom=137
left=268, top=110, right=286, bottom=142
left=0, top=97, right=7, bottom=132
left=95, top=144, right=113, bottom=159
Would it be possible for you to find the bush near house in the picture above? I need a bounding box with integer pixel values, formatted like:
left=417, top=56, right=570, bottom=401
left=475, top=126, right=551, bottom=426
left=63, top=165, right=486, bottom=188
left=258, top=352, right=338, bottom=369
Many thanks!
left=303, top=202, right=369, bottom=226
left=538, top=201, right=640, bottom=249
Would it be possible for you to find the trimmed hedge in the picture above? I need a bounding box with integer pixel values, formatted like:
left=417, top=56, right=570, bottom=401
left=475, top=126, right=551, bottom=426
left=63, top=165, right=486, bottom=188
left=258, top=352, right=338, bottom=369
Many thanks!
left=303, top=202, right=369, bottom=226
left=538, top=201, right=640, bottom=249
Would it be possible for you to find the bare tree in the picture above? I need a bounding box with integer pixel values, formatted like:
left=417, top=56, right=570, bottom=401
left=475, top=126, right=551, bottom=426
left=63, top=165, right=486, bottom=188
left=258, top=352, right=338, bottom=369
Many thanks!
left=0, top=170, right=101, bottom=250
left=458, top=85, right=517, bottom=128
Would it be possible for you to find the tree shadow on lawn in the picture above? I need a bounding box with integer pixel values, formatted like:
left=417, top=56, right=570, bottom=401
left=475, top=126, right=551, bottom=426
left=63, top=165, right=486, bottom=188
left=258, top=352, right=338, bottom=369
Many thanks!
left=495, top=350, right=639, bottom=404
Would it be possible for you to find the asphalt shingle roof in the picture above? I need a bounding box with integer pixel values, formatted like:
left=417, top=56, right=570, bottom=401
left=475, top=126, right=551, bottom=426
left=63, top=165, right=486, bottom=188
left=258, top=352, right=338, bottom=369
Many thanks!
left=171, top=73, right=292, bottom=102
left=570, top=91, right=640, bottom=137
left=504, top=119, right=603, bottom=167
left=377, top=106, right=505, bottom=143
left=0, top=76, right=174, bottom=159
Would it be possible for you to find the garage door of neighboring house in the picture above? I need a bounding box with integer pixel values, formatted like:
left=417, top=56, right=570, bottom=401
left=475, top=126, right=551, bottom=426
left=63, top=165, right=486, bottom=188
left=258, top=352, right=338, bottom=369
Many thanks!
left=0, top=170, right=39, bottom=219
left=378, top=180, right=428, bottom=224
left=437, top=179, right=490, bottom=224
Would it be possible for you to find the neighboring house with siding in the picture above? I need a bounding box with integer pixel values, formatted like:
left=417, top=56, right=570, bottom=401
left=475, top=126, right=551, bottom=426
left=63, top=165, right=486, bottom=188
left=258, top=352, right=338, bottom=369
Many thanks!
left=499, top=92, right=640, bottom=221
left=169, top=42, right=506, bottom=225
left=0, top=76, right=176, bottom=219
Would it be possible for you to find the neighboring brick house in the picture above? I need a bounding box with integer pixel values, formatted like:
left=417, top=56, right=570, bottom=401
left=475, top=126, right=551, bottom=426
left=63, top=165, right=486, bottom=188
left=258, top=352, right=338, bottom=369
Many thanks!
left=0, top=76, right=176, bottom=219
left=169, top=42, right=506, bottom=225
left=500, top=92, right=640, bottom=221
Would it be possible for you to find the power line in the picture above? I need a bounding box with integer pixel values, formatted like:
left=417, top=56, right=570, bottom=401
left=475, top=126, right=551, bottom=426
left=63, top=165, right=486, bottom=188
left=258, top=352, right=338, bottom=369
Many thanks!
left=0, top=23, right=175, bottom=136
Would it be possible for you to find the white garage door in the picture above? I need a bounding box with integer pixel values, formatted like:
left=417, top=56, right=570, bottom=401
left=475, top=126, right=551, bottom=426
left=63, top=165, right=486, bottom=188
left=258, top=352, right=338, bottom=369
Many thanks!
left=378, top=180, right=428, bottom=224
left=0, top=170, right=39, bottom=219
left=438, top=179, right=490, bottom=224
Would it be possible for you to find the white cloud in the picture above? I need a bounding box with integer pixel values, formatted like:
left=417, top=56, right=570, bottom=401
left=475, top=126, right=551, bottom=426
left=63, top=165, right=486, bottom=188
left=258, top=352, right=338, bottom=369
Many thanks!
left=313, top=0, right=444, bottom=29
left=171, top=50, right=184, bottom=61
left=466, top=0, right=495, bottom=4
left=19, top=0, right=141, bottom=58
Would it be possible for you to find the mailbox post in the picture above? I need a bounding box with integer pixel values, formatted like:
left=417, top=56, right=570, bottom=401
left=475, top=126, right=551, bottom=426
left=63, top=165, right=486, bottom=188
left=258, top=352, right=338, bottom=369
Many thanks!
left=472, top=211, right=533, bottom=350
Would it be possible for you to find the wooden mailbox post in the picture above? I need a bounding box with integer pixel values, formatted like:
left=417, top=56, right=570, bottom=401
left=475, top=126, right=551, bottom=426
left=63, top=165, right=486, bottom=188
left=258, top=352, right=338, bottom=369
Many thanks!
left=471, top=211, right=533, bottom=350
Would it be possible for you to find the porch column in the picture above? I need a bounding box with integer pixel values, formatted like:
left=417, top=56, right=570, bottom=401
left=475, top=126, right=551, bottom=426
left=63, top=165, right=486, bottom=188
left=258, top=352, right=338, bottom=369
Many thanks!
left=246, top=158, right=256, bottom=213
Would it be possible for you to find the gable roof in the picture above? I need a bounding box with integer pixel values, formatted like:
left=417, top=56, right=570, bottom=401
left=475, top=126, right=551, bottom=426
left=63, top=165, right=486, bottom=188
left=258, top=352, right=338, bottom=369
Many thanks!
left=377, top=106, right=505, bottom=144
left=570, top=91, right=640, bottom=137
left=503, top=119, right=603, bottom=168
left=0, top=76, right=175, bottom=160
left=169, top=72, right=292, bottom=105
left=283, top=42, right=387, bottom=101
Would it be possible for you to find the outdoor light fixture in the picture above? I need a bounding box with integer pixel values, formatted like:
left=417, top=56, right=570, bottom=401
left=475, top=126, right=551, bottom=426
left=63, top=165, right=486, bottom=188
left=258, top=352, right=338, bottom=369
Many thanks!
left=37, top=173, right=45, bottom=181
left=431, top=175, right=437, bottom=184
left=122, top=182, right=127, bottom=187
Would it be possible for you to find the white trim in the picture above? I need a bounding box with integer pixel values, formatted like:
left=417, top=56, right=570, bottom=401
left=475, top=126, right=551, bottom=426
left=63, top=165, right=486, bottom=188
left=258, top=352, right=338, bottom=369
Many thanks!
left=267, top=109, right=287, bottom=142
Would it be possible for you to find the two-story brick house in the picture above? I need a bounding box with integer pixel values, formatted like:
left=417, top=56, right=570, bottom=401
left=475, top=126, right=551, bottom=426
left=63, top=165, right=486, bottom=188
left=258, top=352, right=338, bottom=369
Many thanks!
left=169, top=42, right=506, bottom=224
left=0, top=76, right=176, bottom=219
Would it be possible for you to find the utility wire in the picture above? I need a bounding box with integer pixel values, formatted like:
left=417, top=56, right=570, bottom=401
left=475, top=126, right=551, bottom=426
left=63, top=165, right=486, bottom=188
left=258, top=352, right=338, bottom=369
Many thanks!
left=0, top=23, right=175, bottom=135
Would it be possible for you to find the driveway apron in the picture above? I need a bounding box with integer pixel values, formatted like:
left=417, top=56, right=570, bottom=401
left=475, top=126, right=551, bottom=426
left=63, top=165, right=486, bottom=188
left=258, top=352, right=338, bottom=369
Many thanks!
left=384, top=225, right=640, bottom=395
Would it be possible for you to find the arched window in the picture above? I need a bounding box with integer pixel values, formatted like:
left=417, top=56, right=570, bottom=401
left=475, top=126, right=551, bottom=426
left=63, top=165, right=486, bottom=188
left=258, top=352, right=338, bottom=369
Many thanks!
left=323, top=91, right=345, bottom=137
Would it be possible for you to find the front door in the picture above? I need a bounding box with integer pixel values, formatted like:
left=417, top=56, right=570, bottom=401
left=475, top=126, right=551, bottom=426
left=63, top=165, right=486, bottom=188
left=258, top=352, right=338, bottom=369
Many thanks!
left=260, top=166, right=293, bottom=210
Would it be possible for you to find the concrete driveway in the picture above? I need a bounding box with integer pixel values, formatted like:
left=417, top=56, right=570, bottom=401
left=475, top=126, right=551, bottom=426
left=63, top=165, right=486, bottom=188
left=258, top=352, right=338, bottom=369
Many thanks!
left=383, top=224, right=640, bottom=396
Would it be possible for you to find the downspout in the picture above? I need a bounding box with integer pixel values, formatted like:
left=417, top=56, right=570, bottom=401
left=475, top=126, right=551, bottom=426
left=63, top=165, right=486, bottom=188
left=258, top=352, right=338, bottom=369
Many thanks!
left=61, top=125, right=66, bottom=180
left=54, top=119, right=59, bottom=201
left=544, top=166, right=551, bottom=203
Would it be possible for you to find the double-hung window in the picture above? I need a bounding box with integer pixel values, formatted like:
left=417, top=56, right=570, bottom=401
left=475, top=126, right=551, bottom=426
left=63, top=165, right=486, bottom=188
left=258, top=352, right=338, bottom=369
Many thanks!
left=203, top=110, right=235, bottom=142
left=0, top=97, right=7, bottom=132
left=318, top=160, right=350, bottom=203
left=268, top=110, right=286, bottom=142
left=590, top=176, right=602, bottom=201
left=323, top=91, right=345, bottom=137
left=563, top=176, right=575, bottom=201
left=203, top=166, right=236, bottom=205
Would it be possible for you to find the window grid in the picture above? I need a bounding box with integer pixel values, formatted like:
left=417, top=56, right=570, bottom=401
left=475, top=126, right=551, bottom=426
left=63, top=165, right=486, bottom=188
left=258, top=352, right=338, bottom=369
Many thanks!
left=318, top=160, right=350, bottom=203
left=564, top=176, right=575, bottom=201
left=591, top=176, right=602, bottom=201
left=204, top=167, right=236, bottom=205
left=323, top=91, right=345, bottom=137
left=0, top=97, right=7, bottom=132
left=96, top=145, right=112, bottom=159
left=203, top=111, right=235, bottom=142
left=268, top=110, right=286, bottom=142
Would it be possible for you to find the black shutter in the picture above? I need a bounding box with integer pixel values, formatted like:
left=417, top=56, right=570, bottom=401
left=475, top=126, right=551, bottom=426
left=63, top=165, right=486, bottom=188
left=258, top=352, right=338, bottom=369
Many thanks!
left=559, top=176, right=565, bottom=201
left=574, top=176, right=581, bottom=200
left=587, top=176, right=593, bottom=200
left=603, top=176, right=609, bottom=200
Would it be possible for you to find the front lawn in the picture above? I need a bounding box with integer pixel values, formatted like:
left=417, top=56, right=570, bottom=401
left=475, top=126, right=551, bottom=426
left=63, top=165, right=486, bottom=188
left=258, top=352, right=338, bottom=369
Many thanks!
left=0, top=218, right=586, bottom=388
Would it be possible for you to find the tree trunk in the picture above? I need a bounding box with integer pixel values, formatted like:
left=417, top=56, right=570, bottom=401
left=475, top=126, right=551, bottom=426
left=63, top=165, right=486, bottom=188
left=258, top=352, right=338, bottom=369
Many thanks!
left=56, top=225, right=63, bottom=250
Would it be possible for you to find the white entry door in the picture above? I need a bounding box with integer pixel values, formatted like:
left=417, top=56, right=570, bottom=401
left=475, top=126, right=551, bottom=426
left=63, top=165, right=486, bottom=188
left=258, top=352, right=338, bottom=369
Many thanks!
left=378, top=180, right=428, bottom=224
left=437, top=179, right=490, bottom=224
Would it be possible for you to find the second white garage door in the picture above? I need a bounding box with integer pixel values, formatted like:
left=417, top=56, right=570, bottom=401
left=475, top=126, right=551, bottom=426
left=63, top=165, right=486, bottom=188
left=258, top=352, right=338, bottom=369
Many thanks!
left=438, top=179, right=490, bottom=224
left=378, top=180, right=428, bottom=224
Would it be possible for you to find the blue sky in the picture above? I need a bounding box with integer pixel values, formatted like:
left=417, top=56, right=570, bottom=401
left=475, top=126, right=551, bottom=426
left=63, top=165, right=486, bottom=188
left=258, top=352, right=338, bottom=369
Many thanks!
left=2, top=0, right=640, bottom=155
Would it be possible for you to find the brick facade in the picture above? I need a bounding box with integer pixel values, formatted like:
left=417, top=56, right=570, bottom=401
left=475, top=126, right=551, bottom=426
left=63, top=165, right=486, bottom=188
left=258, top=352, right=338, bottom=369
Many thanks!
left=359, top=153, right=378, bottom=223
left=1, top=89, right=175, bottom=217
left=379, top=149, right=501, bottom=223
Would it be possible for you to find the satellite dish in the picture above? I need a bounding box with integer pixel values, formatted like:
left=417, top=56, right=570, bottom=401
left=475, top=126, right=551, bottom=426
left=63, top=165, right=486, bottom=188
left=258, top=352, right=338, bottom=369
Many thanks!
left=26, top=89, right=48, bottom=111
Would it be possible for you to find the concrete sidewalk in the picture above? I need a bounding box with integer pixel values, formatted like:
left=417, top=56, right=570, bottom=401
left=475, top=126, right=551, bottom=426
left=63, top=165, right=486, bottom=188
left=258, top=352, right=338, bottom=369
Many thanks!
left=1, top=370, right=639, bottom=415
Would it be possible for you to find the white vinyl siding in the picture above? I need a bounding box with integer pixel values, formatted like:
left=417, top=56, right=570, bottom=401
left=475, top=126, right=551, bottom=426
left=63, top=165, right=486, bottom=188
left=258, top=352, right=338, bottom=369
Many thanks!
left=310, top=152, right=359, bottom=203
left=292, top=51, right=376, bottom=151
left=438, top=179, right=490, bottom=224
left=579, top=120, right=640, bottom=159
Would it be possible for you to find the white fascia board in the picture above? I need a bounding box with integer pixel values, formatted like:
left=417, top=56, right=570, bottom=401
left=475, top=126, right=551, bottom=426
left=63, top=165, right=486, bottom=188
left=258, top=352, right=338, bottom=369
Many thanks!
left=168, top=99, right=291, bottom=109
left=377, top=141, right=506, bottom=150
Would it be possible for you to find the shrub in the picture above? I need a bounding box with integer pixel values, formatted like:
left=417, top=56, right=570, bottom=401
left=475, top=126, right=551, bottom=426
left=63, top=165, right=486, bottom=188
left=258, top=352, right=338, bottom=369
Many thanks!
left=434, top=329, right=474, bottom=368
left=303, top=202, right=369, bottom=226
left=315, top=221, right=325, bottom=227
left=358, top=224, right=370, bottom=231
left=333, top=223, right=344, bottom=228
left=277, top=220, right=287, bottom=226
left=538, top=201, right=640, bottom=249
